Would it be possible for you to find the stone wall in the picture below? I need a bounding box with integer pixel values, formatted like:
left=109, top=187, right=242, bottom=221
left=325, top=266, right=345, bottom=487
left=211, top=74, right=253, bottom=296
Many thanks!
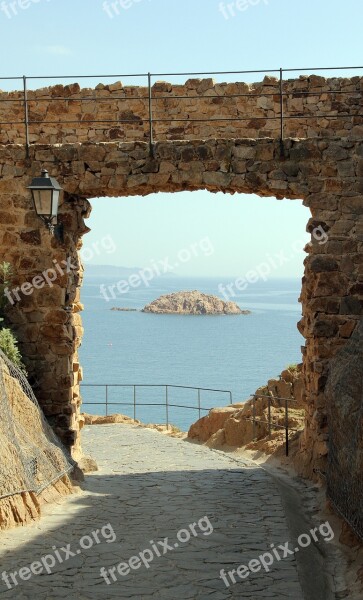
left=0, top=74, right=362, bottom=487
left=1, top=75, right=362, bottom=145
left=0, top=136, right=362, bottom=481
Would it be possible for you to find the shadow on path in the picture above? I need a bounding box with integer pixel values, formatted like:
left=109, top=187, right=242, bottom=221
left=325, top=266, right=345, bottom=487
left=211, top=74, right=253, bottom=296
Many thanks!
left=0, top=425, right=305, bottom=599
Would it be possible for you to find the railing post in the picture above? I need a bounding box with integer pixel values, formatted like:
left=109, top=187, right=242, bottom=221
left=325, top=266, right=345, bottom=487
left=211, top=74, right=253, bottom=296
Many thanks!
left=279, top=67, right=284, bottom=158
left=133, top=385, right=136, bottom=421
left=229, top=391, right=232, bottom=405
left=268, top=395, right=271, bottom=438
left=166, top=385, right=169, bottom=430
left=252, top=396, right=256, bottom=441
left=23, top=75, right=30, bottom=157
left=198, top=388, right=201, bottom=420
left=285, top=397, right=289, bottom=457
left=148, top=72, right=154, bottom=154
left=105, top=385, right=108, bottom=416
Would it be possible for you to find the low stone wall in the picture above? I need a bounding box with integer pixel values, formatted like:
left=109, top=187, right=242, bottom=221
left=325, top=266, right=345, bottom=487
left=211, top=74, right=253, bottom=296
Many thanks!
left=0, top=75, right=362, bottom=145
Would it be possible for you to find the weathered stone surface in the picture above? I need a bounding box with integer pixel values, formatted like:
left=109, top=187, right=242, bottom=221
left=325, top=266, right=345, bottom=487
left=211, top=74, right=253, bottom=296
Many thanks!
left=77, top=456, right=98, bottom=473
left=82, top=413, right=140, bottom=425
left=188, top=406, right=240, bottom=442
left=188, top=366, right=305, bottom=450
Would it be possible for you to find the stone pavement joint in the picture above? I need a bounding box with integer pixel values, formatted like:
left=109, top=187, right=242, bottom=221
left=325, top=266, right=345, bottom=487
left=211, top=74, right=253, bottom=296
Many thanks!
left=0, top=424, right=305, bottom=599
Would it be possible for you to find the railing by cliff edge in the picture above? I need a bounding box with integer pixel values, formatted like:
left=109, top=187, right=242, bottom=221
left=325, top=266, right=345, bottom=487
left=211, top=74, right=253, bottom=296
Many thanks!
left=81, top=383, right=233, bottom=428
left=80, top=384, right=302, bottom=457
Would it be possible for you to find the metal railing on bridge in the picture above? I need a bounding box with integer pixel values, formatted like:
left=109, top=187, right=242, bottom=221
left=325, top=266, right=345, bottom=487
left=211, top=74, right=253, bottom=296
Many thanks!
left=0, top=65, right=362, bottom=155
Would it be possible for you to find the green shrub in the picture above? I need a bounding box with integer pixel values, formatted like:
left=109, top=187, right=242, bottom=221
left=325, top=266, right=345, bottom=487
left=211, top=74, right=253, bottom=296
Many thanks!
left=0, top=325, right=27, bottom=374
left=0, top=262, right=27, bottom=374
left=0, top=261, right=12, bottom=315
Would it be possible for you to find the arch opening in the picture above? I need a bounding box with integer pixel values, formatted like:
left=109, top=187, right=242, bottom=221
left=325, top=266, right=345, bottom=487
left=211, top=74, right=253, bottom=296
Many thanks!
left=77, top=190, right=310, bottom=435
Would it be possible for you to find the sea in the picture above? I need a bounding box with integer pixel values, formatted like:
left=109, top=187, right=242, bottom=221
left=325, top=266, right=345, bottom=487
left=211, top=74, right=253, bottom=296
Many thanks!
left=79, top=275, right=304, bottom=432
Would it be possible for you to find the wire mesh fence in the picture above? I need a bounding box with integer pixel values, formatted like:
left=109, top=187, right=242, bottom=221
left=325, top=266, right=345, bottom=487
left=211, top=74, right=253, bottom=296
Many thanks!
left=326, top=461, right=363, bottom=543
left=0, top=349, right=75, bottom=500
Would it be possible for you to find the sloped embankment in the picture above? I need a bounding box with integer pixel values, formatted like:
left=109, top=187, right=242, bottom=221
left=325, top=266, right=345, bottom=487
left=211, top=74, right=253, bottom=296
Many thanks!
left=188, top=366, right=305, bottom=453
left=0, top=354, right=74, bottom=530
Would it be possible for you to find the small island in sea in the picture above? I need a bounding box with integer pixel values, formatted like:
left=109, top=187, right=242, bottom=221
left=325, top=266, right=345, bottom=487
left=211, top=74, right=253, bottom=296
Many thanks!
left=111, top=307, right=138, bottom=312
left=141, top=290, right=250, bottom=315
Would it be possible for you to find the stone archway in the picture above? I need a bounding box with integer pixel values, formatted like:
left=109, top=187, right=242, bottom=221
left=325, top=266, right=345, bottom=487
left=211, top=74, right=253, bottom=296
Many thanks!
left=1, top=135, right=362, bottom=484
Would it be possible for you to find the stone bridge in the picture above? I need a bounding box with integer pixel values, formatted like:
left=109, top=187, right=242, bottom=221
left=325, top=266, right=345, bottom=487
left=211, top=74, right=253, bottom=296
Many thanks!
left=0, top=75, right=362, bottom=493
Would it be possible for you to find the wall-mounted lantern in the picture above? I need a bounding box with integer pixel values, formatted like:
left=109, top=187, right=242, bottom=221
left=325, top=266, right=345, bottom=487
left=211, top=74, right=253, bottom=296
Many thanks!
left=27, top=169, right=63, bottom=239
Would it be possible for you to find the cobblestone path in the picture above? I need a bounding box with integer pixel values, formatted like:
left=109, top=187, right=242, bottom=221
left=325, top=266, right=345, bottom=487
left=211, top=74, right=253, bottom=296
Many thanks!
left=0, top=425, right=304, bottom=599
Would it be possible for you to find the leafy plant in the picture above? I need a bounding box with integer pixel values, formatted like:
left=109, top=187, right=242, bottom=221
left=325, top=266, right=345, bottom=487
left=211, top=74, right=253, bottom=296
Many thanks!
left=0, top=262, right=27, bottom=374
left=0, top=326, right=27, bottom=373
left=0, top=261, right=13, bottom=316
left=286, top=363, right=299, bottom=372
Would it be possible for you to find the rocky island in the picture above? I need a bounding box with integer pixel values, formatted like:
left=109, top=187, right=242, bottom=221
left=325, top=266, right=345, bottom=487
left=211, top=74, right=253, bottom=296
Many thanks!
left=142, top=291, right=250, bottom=315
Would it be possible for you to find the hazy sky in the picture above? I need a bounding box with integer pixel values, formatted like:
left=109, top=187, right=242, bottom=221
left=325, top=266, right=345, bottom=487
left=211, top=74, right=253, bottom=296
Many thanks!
left=1, top=0, right=361, bottom=277
left=83, top=193, right=310, bottom=278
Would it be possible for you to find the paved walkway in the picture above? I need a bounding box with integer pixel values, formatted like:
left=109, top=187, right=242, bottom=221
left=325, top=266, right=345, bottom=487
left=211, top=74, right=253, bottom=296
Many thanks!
left=0, top=425, right=304, bottom=599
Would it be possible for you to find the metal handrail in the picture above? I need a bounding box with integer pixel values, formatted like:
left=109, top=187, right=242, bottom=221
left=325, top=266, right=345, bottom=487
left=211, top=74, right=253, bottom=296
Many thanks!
left=1, top=65, right=362, bottom=79
left=80, top=383, right=233, bottom=428
left=0, top=65, right=362, bottom=155
left=80, top=384, right=304, bottom=457
left=247, top=393, right=303, bottom=457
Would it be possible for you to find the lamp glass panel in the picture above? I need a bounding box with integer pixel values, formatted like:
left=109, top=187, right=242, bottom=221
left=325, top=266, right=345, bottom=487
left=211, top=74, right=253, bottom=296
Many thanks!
left=32, top=189, right=52, bottom=217
left=51, top=190, right=60, bottom=218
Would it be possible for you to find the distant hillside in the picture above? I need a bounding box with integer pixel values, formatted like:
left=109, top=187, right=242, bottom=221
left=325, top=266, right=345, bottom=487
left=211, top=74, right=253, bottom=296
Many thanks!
left=84, top=265, right=178, bottom=278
